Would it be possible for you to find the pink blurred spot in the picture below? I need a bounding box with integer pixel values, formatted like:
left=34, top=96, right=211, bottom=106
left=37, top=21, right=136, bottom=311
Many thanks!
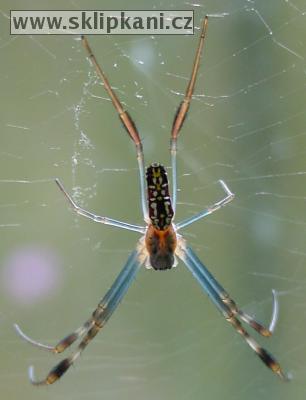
left=1, top=245, right=62, bottom=305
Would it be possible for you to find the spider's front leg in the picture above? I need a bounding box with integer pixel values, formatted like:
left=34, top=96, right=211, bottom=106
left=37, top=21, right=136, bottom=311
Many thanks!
left=182, top=246, right=278, bottom=337
left=15, top=249, right=143, bottom=385
left=176, top=243, right=289, bottom=381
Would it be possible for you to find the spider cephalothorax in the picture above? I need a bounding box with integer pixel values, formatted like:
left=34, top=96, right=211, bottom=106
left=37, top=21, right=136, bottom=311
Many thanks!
left=145, top=223, right=177, bottom=270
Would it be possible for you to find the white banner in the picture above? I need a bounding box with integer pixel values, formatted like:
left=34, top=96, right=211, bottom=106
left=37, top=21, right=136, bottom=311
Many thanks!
left=10, top=10, right=194, bottom=35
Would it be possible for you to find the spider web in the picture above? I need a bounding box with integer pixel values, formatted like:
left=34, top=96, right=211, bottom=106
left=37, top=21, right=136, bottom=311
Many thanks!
left=1, top=0, right=306, bottom=399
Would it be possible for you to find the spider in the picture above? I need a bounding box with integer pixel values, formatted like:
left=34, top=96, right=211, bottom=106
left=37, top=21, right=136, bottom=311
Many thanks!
left=15, top=17, right=288, bottom=384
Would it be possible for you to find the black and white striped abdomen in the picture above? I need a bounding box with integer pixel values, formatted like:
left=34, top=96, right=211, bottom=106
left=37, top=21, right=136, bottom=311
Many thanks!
left=146, top=163, right=174, bottom=231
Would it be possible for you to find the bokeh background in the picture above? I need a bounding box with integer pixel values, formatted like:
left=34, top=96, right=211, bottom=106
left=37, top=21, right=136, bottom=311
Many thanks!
left=1, top=0, right=306, bottom=399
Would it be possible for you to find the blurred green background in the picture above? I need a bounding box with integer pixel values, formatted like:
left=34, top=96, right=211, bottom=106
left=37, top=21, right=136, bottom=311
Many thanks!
left=1, top=0, right=306, bottom=399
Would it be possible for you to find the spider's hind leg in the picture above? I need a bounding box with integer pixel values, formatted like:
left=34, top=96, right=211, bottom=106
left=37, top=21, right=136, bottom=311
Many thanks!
left=81, top=36, right=149, bottom=223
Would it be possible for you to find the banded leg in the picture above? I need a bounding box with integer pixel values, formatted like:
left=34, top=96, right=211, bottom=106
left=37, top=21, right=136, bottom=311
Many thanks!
left=15, top=249, right=142, bottom=385
left=81, top=36, right=149, bottom=222
left=171, top=17, right=208, bottom=212
left=176, top=180, right=235, bottom=231
left=55, top=178, right=145, bottom=234
left=183, top=246, right=277, bottom=336
left=177, top=245, right=289, bottom=380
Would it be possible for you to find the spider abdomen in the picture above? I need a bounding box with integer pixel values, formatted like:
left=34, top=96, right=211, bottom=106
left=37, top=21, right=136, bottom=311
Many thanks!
left=145, top=163, right=176, bottom=270
left=146, top=163, right=174, bottom=230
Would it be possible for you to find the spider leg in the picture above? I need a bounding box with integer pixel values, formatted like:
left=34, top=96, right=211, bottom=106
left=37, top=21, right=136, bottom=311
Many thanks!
left=14, top=321, right=91, bottom=352
left=176, top=180, right=234, bottom=230
left=177, top=244, right=289, bottom=380
left=171, top=17, right=208, bottom=213
left=15, top=249, right=143, bottom=385
left=55, top=179, right=145, bottom=234
left=81, top=36, right=149, bottom=223
left=182, top=246, right=277, bottom=336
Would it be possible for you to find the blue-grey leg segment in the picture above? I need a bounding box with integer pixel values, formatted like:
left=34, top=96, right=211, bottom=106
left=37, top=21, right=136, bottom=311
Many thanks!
left=55, top=178, right=145, bottom=233
left=184, top=246, right=229, bottom=300
left=136, top=144, right=150, bottom=223
left=180, top=246, right=231, bottom=317
left=16, top=249, right=143, bottom=385
left=179, top=245, right=288, bottom=380
left=181, top=246, right=277, bottom=337
left=94, top=249, right=142, bottom=325
left=176, top=180, right=234, bottom=230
